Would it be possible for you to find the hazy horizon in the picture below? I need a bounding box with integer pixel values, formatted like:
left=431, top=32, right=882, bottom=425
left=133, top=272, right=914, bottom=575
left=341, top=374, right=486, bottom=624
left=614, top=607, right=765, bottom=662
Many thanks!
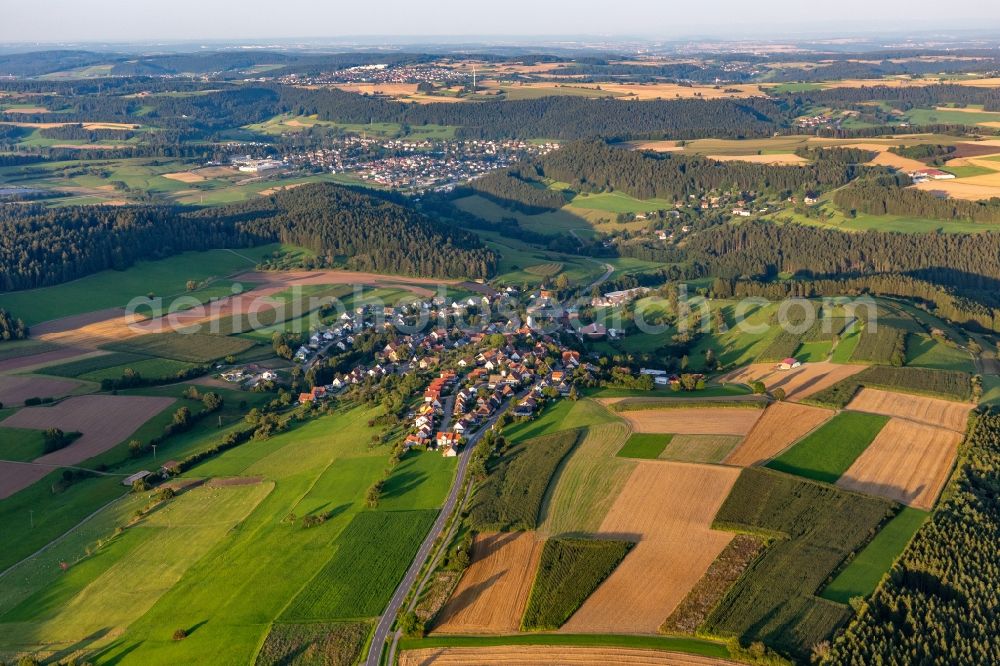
left=5, top=0, right=1000, bottom=44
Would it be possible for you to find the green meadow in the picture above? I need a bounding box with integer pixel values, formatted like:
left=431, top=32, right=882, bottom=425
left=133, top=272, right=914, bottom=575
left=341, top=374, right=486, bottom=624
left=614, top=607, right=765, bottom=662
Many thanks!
left=767, top=411, right=889, bottom=483
left=0, top=246, right=282, bottom=326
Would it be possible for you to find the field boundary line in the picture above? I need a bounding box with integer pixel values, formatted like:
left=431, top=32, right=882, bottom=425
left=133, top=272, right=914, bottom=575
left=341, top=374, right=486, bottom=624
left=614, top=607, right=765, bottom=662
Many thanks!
left=0, top=491, right=128, bottom=581
left=750, top=407, right=840, bottom=465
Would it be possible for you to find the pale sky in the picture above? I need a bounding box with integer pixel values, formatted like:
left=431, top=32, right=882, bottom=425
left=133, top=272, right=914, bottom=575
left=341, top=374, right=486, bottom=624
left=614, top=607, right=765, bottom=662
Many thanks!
left=4, top=0, right=1000, bottom=43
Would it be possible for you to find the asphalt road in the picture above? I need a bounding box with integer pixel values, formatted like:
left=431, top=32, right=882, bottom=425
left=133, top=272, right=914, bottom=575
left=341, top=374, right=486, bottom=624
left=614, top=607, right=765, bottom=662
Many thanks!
left=364, top=397, right=510, bottom=666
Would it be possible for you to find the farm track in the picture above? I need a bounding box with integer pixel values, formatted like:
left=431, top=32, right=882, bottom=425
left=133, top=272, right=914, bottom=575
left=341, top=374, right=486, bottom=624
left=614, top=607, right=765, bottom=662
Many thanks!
left=399, top=645, right=739, bottom=665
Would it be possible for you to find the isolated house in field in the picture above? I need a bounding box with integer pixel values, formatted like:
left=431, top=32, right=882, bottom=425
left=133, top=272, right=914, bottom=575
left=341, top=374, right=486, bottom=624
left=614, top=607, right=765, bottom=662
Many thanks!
left=777, top=357, right=801, bottom=371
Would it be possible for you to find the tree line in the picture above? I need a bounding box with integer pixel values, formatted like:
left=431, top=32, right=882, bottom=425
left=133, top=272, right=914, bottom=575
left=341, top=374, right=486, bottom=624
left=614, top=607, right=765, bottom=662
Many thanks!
left=711, top=274, right=1000, bottom=333
left=534, top=140, right=871, bottom=201
left=827, top=409, right=1000, bottom=666
left=465, top=168, right=567, bottom=212
left=0, top=183, right=495, bottom=293
left=684, top=220, right=1000, bottom=286
left=0, top=309, right=28, bottom=340
left=834, top=177, right=1000, bottom=223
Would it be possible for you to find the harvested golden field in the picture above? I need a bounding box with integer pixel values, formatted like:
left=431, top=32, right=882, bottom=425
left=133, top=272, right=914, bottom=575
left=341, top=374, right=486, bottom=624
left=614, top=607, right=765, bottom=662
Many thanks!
left=837, top=418, right=961, bottom=510
left=331, top=82, right=420, bottom=97
left=0, top=394, right=175, bottom=498
left=162, top=171, right=206, bottom=183
left=719, top=362, right=866, bottom=402
left=706, top=153, right=808, bottom=165
left=560, top=462, right=740, bottom=634
left=867, top=150, right=928, bottom=172
left=725, top=401, right=834, bottom=466
left=51, top=143, right=127, bottom=150
left=846, top=387, right=972, bottom=432
left=257, top=182, right=307, bottom=197
left=911, top=178, right=1000, bottom=201
left=558, top=82, right=764, bottom=99
left=0, top=374, right=84, bottom=405
left=0, top=121, right=139, bottom=130
left=2, top=107, right=48, bottom=114
left=399, top=645, right=737, bottom=666
left=233, top=268, right=460, bottom=298
left=432, top=532, right=543, bottom=634
left=192, top=166, right=238, bottom=178
left=630, top=140, right=683, bottom=152
left=31, top=308, right=150, bottom=348
left=613, top=407, right=762, bottom=436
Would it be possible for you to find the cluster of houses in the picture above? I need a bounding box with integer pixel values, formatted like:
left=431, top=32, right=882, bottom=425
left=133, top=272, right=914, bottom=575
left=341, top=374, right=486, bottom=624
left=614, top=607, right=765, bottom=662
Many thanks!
left=394, top=341, right=584, bottom=457
left=279, top=63, right=467, bottom=87
left=282, top=136, right=556, bottom=194
left=220, top=364, right=279, bottom=389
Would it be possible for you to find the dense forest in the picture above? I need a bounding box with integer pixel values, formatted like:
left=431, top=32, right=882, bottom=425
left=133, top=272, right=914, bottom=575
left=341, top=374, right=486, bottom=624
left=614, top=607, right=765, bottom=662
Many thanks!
left=0, top=204, right=252, bottom=292
left=4, top=84, right=792, bottom=142
left=223, top=185, right=497, bottom=279
left=827, top=410, right=1000, bottom=666
left=685, top=221, right=1000, bottom=286
left=711, top=274, right=1000, bottom=332
left=533, top=141, right=870, bottom=200
left=0, top=183, right=494, bottom=292
left=466, top=168, right=567, bottom=212
left=278, top=87, right=792, bottom=140
left=788, top=83, right=1000, bottom=111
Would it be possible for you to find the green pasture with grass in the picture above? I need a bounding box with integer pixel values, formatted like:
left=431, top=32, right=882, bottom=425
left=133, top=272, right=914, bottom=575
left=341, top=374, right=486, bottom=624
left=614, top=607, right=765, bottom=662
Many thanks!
left=767, top=411, right=889, bottom=483
left=616, top=433, right=672, bottom=459
left=821, top=507, right=928, bottom=604
left=0, top=246, right=281, bottom=326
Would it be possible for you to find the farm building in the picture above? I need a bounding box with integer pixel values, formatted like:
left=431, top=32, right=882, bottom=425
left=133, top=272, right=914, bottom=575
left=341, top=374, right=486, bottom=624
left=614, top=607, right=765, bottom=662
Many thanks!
left=910, top=168, right=956, bottom=183
left=777, top=357, right=801, bottom=370
left=122, top=470, right=152, bottom=487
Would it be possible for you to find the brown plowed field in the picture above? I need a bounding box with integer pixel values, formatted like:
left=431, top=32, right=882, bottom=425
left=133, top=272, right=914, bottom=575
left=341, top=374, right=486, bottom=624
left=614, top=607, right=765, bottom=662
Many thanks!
left=432, top=532, right=543, bottom=634
left=0, top=375, right=84, bottom=405
left=0, top=346, right=90, bottom=373
left=725, top=402, right=834, bottom=466
left=846, top=388, right=972, bottom=432
left=0, top=395, right=175, bottom=498
left=560, top=462, right=740, bottom=634
left=400, top=645, right=737, bottom=666
left=837, top=418, right=961, bottom=510
left=719, top=362, right=866, bottom=401
left=233, top=269, right=459, bottom=298
left=616, top=408, right=761, bottom=435
left=30, top=269, right=461, bottom=347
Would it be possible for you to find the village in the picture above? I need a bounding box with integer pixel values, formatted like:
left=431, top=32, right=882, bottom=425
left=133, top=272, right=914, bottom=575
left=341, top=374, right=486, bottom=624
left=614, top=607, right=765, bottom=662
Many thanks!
left=215, top=286, right=602, bottom=459
left=284, top=137, right=557, bottom=192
